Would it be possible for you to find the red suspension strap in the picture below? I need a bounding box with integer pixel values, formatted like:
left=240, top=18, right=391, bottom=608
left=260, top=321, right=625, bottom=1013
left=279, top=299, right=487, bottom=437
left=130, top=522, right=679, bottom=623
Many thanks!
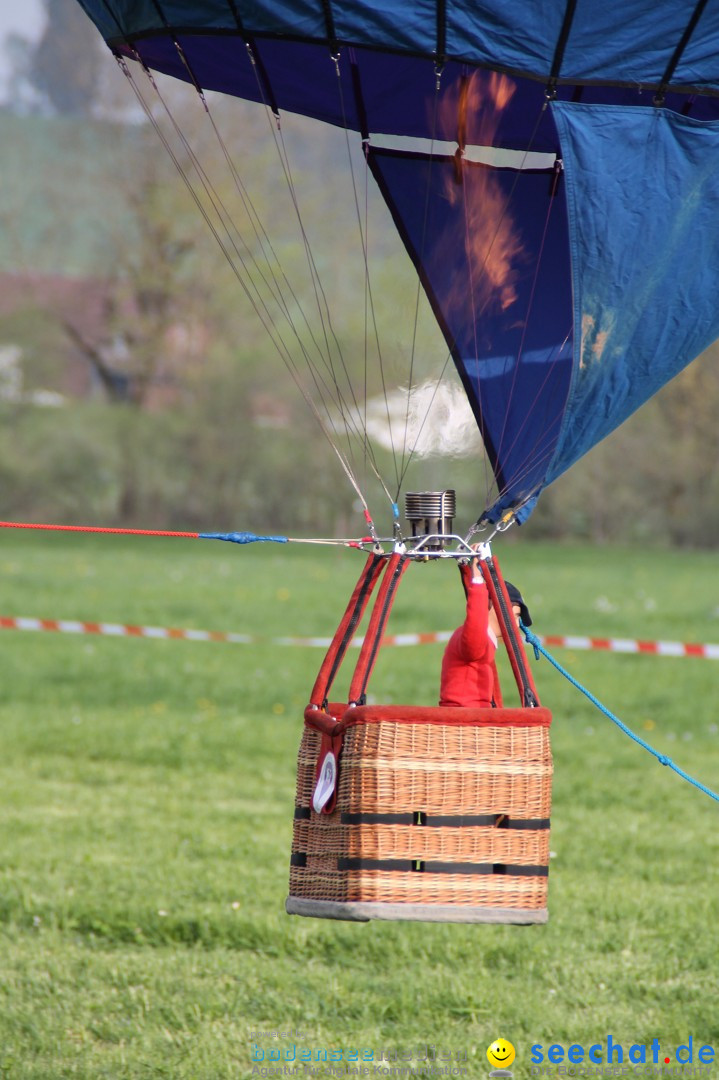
left=305, top=551, right=394, bottom=816
left=347, top=551, right=411, bottom=706
left=308, top=552, right=386, bottom=709
left=482, top=553, right=540, bottom=708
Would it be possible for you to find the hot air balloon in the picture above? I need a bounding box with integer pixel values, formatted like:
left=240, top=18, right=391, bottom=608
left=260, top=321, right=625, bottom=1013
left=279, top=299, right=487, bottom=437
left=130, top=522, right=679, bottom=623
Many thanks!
left=71, top=1, right=719, bottom=924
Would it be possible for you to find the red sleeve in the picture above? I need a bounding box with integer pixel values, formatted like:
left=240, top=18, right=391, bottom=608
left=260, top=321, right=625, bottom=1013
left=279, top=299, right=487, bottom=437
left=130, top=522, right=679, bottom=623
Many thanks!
left=455, top=563, right=493, bottom=663
left=491, top=661, right=503, bottom=707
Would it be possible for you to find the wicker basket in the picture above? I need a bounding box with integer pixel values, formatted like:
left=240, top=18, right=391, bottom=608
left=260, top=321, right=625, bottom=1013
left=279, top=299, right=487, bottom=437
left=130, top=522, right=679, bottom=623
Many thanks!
left=285, top=553, right=553, bottom=923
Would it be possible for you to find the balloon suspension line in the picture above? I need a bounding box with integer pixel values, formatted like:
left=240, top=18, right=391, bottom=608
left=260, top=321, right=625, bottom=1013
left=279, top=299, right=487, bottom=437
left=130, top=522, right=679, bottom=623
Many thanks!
left=398, top=76, right=439, bottom=485
left=244, top=48, right=385, bottom=493
left=332, top=52, right=400, bottom=500
left=114, top=54, right=322, bottom=387
left=253, top=103, right=385, bottom=529
left=114, top=50, right=378, bottom=533
left=340, top=54, right=384, bottom=498
left=205, top=85, right=372, bottom=466
left=268, top=112, right=377, bottom=475
left=150, top=51, right=363, bottom=454
left=242, top=43, right=393, bottom=524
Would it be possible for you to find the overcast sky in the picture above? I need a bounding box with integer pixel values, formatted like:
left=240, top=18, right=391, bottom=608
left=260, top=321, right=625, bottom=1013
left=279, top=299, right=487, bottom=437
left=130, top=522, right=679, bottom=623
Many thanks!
left=0, top=2, right=45, bottom=44
left=0, top=0, right=45, bottom=101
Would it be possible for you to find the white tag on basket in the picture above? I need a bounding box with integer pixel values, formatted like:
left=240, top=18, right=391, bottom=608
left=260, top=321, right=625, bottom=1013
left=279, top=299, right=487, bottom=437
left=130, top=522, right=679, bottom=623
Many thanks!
left=312, top=751, right=337, bottom=813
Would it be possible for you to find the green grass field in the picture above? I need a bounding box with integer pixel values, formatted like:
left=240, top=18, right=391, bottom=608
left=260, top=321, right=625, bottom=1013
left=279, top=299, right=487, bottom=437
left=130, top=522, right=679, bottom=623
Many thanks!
left=0, top=531, right=717, bottom=1078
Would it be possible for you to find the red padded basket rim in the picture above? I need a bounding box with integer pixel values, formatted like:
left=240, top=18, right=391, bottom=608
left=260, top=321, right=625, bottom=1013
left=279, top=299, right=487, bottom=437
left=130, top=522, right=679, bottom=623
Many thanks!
left=305, top=702, right=552, bottom=732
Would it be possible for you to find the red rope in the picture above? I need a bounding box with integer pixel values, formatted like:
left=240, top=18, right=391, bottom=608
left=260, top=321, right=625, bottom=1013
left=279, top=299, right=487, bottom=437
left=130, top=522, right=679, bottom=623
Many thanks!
left=0, top=521, right=200, bottom=539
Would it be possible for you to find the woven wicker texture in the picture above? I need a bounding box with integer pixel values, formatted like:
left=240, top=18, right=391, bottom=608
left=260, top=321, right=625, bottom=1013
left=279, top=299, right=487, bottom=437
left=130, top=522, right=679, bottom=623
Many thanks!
left=289, top=708, right=552, bottom=914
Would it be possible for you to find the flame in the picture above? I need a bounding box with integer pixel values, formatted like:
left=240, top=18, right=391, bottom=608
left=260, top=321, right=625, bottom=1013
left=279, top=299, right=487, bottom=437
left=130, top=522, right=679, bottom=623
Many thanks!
left=434, top=71, right=524, bottom=328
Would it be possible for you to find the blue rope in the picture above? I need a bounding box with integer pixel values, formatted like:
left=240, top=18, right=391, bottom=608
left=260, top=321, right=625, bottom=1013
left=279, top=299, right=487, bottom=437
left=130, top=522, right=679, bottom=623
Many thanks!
left=521, top=623, right=719, bottom=805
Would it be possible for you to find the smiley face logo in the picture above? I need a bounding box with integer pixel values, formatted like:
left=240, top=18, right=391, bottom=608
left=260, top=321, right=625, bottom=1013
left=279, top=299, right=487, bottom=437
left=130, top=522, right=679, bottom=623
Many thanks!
left=487, top=1039, right=516, bottom=1070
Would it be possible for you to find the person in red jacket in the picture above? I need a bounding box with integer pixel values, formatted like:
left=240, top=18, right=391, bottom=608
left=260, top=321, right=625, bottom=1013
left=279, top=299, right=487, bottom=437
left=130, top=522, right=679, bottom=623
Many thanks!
left=439, top=556, right=531, bottom=708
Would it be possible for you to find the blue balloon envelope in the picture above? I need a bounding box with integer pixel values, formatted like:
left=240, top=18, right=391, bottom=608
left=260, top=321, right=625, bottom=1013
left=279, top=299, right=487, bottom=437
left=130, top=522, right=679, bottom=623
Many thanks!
left=75, top=1, right=719, bottom=522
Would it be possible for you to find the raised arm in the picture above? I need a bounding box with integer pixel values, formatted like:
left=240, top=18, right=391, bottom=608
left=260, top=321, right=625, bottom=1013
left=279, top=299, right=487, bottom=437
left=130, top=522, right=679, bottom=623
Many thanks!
left=455, top=561, right=494, bottom=663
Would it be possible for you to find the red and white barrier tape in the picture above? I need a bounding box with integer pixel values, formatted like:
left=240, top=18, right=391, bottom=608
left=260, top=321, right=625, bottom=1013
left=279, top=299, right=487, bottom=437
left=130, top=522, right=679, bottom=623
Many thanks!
left=0, top=615, right=449, bottom=649
left=1, top=615, right=719, bottom=658
left=0, top=615, right=254, bottom=645
left=540, top=634, right=719, bottom=659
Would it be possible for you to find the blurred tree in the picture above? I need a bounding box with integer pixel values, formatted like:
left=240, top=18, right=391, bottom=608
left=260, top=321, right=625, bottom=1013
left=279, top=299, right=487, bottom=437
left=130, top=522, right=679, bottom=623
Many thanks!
left=61, top=137, right=201, bottom=408
left=7, top=0, right=103, bottom=115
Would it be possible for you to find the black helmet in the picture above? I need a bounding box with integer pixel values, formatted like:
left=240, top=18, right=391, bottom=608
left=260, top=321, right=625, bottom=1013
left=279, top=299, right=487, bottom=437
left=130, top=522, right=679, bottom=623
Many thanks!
left=504, top=580, right=532, bottom=627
